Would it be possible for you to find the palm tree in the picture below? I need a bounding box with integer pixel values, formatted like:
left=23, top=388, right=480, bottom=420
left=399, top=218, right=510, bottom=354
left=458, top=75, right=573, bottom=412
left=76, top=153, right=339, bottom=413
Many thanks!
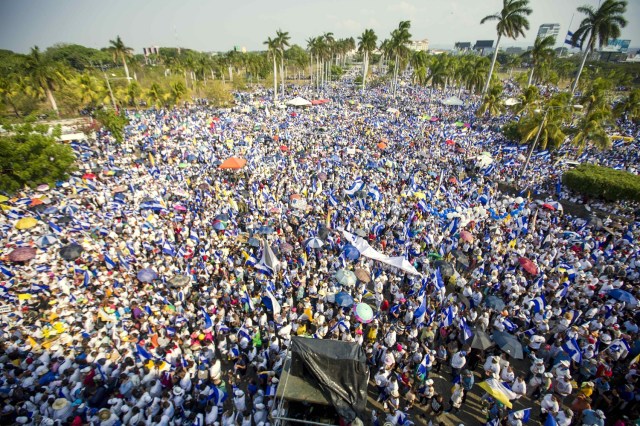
left=146, top=83, right=164, bottom=108
left=477, top=84, right=505, bottom=117
left=109, top=35, right=133, bottom=82
left=24, top=46, right=65, bottom=116
left=264, top=37, right=279, bottom=100
left=521, top=35, right=555, bottom=86
left=276, top=30, right=291, bottom=96
left=572, top=108, right=611, bottom=152
left=322, top=32, right=335, bottom=86
left=514, top=85, right=540, bottom=116
left=358, top=29, right=378, bottom=92
left=410, top=50, right=429, bottom=86
left=389, top=21, right=412, bottom=97
left=614, top=89, right=640, bottom=122
left=580, top=77, right=612, bottom=116
left=570, top=0, right=627, bottom=94
left=170, top=81, right=187, bottom=105
left=518, top=93, right=574, bottom=150
left=480, top=0, right=532, bottom=96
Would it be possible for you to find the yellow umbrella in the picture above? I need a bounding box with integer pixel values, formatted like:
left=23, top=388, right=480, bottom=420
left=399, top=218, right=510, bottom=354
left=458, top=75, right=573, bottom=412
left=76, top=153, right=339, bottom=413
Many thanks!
left=478, top=381, right=513, bottom=408
left=15, top=217, right=38, bottom=230
left=413, top=192, right=426, bottom=200
left=0, top=195, right=8, bottom=203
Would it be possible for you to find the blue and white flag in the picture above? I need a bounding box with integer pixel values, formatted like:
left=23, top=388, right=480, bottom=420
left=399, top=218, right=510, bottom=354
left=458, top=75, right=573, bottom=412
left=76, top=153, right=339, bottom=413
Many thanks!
left=328, top=192, right=339, bottom=207
left=0, top=264, right=13, bottom=278
left=368, top=186, right=382, bottom=202
left=531, top=296, right=546, bottom=314
left=162, top=240, right=176, bottom=257
left=435, top=268, right=445, bottom=290
left=344, top=177, right=365, bottom=197
left=48, top=221, right=62, bottom=235
left=104, top=253, right=116, bottom=269
left=503, top=318, right=518, bottom=332
left=414, top=295, right=427, bottom=319
left=446, top=217, right=459, bottom=236
left=136, top=344, right=153, bottom=360
left=442, top=306, right=454, bottom=327
left=510, top=408, right=532, bottom=423
left=564, top=31, right=581, bottom=48
left=460, top=317, right=473, bottom=341
left=265, top=289, right=281, bottom=315
left=562, top=338, right=582, bottom=363
left=201, top=307, right=213, bottom=329
left=516, top=215, right=528, bottom=235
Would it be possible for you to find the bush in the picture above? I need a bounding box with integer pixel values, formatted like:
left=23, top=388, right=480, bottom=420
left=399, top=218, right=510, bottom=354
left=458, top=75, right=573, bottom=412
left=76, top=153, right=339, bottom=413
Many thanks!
left=563, top=163, right=640, bottom=202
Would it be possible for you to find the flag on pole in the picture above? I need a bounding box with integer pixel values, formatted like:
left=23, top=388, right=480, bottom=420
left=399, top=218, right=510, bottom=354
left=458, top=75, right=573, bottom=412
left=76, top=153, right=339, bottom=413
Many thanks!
left=265, top=289, right=281, bottom=315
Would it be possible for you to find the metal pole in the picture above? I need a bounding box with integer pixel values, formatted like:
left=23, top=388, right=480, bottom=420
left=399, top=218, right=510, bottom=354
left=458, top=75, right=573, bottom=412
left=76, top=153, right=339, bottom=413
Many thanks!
left=100, top=62, right=118, bottom=111
left=520, top=108, right=548, bottom=180
left=270, top=416, right=340, bottom=426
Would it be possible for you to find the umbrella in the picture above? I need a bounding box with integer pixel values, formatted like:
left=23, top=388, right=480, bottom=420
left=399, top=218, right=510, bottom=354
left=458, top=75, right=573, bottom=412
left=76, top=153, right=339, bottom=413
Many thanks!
left=518, top=257, right=539, bottom=275
left=82, top=173, right=96, bottom=180
left=452, top=250, right=470, bottom=269
left=334, top=291, right=355, bottom=308
left=247, top=237, right=261, bottom=247
left=492, top=331, right=524, bottom=359
left=218, top=157, right=247, bottom=170
left=459, top=230, right=473, bottom=243
left=43, top=206, right=58, bottom=215
left=355, top=268, right=371, bottom=283
left=317, top=226, right=329, bottom=240
left=428, top=252, right=443, bottom=260
left=169, top=275, right=191, bottom=287
left=608, top=289, right=638, bottom=307
left=15, top=217, right=38, bottom=230
left=29, top=204, right=47, bottom=213
left=469, top=329, right=495, bottom=350
left=112, top=185, right=127, bottom=193
left=59, top=243, right=84, bottom=261
left=173, top=204, right=187, bottom=212
left=354, top=303, right=374, bottom=323
left=256, top=226, right=274, bottom=235
left=335, top=269, right=357, bottom=287
left=342, top=244, right=360, bottom=261
left=212, top=220, right=228, bottom=231
left=35, top=234, right=58, bottom=248
left=37, top=184, right=49, bottom=192
left=215, top=214, right=230, bottom=222
left=484, top=295, right=506, bottom=311
left=377, top=142, right=387, bottom=150
left=137, top=268, right=158, bottom=283
left=317, top=172, right=327, bottom=181
left=56, top=216, right=73, bottom=225
left=478, top=381, right=513, bottom=409
left=280, top=243, right=294, bottom=253
left=306, top=237, right=324, bottom=249
left=434, top=260, right=454, bottom=278
left=8, top=247, right=37, bottom=262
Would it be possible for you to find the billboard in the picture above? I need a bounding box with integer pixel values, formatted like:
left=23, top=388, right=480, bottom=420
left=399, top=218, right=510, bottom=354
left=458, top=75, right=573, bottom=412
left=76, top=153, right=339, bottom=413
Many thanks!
left=474, top=40, right=494, bottom=49
left=601, top=39, right=631, bottom=53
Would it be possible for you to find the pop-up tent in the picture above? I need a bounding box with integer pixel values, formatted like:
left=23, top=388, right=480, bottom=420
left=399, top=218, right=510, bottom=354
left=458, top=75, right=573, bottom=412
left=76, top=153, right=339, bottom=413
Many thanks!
left=286, top=97, right=312, bottom=107
left=442, top=96, right=464, bottom=106
left=275, top=337, right=369, bottom=424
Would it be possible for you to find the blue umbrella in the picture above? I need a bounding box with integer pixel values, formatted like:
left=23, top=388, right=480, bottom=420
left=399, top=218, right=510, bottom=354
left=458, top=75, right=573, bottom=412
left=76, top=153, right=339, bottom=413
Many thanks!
left=334, top=291, right=355, bottom=308
left=608, top=289, right=638, bottom=307
left=484, top=295, right=506, bottom=311
left=43, top=206, right=58, bottom=215
left=342, top=244, right=360, bottom=261
left=256, top=226, right=274, bottom=234
left=306, top=237, right=324, bottom=249
left=60, top=205, right=78, bottom=216
left=137, top=268, right=158, bottom=283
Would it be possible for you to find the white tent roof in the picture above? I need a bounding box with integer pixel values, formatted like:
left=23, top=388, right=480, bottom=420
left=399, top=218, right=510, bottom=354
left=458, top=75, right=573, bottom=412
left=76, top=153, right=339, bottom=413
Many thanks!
left=442, top=96, right=464, bottom=106
left=286, top=97, right=312, bottom=107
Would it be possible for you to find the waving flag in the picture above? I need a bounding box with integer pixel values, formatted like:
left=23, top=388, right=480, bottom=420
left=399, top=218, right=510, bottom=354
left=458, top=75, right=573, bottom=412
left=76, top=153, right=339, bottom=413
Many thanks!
left=368, top=186, right=382, bottom=202
left=460, top=317, right=473, bottom=341
left=0, top=264, right=13, bottom=278
left=136, top=344, right=154, bottom=360
left=562, top=338, right=582, bottom=363
left=531, top=296, right=546, bottom=314
left=48, top=221, right=62, bottom=235
left=442, top=306, right=454, bottom=327
left=162, top=240, right=176, bottom=256
left=510, top=408, right=531, bottom=423
left=564, top=31, right=582, bottom=48
left=435, top=268, right=445, bottom=290
left=201, top=307, right=213, bottom=329
left=414, top=295, right=427, bottom=319
left=265, top=289, right=281, bottom=315
left=104, top=253, right=116, bottom=269
left=344, top=177, right=365, bottom=197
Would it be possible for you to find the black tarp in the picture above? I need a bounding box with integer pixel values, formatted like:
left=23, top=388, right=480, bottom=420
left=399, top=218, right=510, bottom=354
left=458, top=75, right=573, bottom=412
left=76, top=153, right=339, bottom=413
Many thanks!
left=290, top=337, right=369, bottom=423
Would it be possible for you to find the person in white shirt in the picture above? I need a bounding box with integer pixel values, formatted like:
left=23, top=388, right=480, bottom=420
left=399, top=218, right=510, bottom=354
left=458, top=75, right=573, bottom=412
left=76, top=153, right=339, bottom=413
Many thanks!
left=540, top=393, right=559, bottom=416
left=450, top=350, right=466, bottom=377
left=512, top=376, right=527, bottom=399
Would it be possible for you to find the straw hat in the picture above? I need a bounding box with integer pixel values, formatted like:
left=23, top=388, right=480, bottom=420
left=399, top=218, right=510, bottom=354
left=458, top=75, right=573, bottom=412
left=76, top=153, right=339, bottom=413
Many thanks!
left=98, top=409, right=111, bottom=421
left=52, top=398, right=70, bottom=410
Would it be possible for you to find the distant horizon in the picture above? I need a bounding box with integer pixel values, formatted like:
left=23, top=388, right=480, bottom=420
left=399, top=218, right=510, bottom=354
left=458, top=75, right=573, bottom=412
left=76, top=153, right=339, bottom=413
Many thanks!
left=1, top=0, right=638, bottom=55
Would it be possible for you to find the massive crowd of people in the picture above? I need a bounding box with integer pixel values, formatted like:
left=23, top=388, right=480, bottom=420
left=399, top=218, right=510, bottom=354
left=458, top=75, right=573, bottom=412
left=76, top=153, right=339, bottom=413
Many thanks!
left=0, top=75, right=639, bottom=426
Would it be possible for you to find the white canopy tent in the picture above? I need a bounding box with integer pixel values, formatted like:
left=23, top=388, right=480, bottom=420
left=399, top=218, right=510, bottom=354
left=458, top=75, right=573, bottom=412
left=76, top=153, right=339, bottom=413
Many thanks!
left=442, top=96, right=464, bottom=106
left=286, top=97, right=312, bottom=107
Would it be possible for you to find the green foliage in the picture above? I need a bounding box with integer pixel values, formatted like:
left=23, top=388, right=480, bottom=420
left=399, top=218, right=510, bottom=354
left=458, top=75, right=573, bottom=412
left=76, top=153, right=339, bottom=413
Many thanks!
left=45, top=43, right=111, bottom=72
left=331, top=65, right=344, bottom=79
left=93, top=108, right=128, bottom=143
left=563, top=163, right=640, bottom=202
left=501, top=121, right=521, bottom=142
left=0, top=121, right=76, bottom=193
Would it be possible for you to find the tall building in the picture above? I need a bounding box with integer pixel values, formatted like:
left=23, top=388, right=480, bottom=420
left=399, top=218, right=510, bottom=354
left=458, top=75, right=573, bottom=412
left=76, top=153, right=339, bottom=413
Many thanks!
left=537, top=23, right=561, bottom=43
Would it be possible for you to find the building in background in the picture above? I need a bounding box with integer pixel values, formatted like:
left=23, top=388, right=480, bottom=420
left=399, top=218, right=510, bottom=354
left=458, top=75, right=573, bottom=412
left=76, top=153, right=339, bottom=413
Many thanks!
left=537, top=23, right=561, bottom=43
left=408, top=39, right=429, bottom=52
left=505, top=46, right=524, bottom=55
left=454, top=42, right=471, bottom=52
left=474, top=40, right=494, bottom=56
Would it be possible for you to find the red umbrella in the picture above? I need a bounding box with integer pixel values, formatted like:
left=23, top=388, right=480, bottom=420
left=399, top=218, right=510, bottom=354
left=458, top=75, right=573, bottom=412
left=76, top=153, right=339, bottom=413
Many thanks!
left=219, top=157, right=247, bottom=170
left=460, top=230, right=474, bottom=243
left=518, top=257, right=539, bottom=275
left=445, top=139, right=455, bottom=146
left=82, top=173, right=96, bottom=180
left=449, top=177, right=458, bottom=184
left=279, top=145, right=288, bottom=152
left=9, top=247, right=37, bottom=262
left=542, top=203, right=555, bottom=211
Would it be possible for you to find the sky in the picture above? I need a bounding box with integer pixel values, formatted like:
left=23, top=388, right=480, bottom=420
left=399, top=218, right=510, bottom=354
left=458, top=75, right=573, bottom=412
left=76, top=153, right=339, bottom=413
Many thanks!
left=1, top=0, right=639, bottom=54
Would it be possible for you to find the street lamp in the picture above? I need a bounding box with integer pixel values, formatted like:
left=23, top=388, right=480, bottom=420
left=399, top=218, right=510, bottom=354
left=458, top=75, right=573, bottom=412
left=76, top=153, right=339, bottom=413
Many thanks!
left=519, top=104, right=582, bottom=179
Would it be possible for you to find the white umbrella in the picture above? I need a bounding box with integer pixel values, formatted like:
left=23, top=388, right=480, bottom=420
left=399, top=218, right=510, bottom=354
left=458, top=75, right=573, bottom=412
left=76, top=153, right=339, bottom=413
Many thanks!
left=504, top=98, right=520, bottom=106
left=306, top=237, right=324, bottom=249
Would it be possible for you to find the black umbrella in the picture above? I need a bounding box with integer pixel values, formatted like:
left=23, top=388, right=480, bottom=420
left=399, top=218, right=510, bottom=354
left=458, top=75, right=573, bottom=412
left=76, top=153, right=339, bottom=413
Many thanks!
left=56, top=216, right=73, bottom=225
left=484, top=295, right=506, bottom=311
left=469, top=329, right=495, bottom=350
left=453, top=250, right=470, bottom=269
left=492, top=330, right=524, bottom=359
left=318, top=226, right=329, bottom=241
left=434, top=260, right=454, bottom=279
left=29, top=204, right=48, bottom=213
left=60, top=243, right=84, bottom=261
